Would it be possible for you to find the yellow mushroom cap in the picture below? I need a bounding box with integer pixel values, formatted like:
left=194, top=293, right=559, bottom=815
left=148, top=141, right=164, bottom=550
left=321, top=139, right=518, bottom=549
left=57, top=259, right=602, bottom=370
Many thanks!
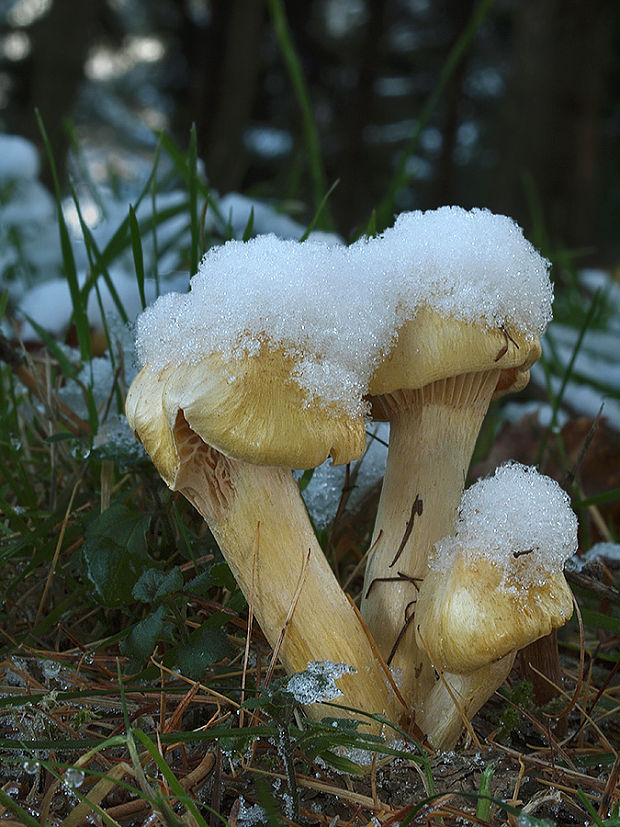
left=416, top=554, right=573, bottom=673
left=415, top=463, right=577, bottom=673
left=125, top=346, right=367, bottom=487
left=368, top=307, right=541, bottom=408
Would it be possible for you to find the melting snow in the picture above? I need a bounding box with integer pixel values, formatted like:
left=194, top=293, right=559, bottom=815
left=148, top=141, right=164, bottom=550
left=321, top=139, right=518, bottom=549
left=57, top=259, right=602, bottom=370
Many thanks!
left=430, top=462, right=578, bottom=588
left=286, top=660, right=355, bottom=705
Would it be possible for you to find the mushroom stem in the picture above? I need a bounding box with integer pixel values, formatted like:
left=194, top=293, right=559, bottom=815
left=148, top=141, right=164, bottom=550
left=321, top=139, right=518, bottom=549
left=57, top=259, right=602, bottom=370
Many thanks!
left=417, top=655, right=515, bottom=750
left=173, top=414, right=398, bottom=726
left=361, top=370, right=499, bottom=709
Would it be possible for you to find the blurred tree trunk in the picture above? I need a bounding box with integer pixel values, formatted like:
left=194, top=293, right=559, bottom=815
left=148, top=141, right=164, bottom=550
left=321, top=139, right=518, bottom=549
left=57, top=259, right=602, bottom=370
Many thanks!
left=173, top=0, right=265, bottom=192
left=15, top=0, right=102, bottom=188
left=497, top=0, right=613, bottom=248
left=433, top=0, right=476, bottom=207
left=336, top=0, right=388, bottom=233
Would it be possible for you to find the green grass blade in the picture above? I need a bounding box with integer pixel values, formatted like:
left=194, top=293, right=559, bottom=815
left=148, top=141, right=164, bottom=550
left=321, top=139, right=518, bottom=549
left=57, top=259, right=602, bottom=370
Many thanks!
left=19, top=314, right=78, bottom=377
left=300, top=179, right=340, bottom=241
left=129, top=205, right=147, bottom=310
left=267, top=0, right=333, bottom=230
left=575, top=488, right=620, bottom=508
left=576, top=789, right=606, bottom=826
left=36, top=110, right=92, bottom=361
left=0, top=289, right=8, bottom=321
left=242, top=206, right=255, bottom=242
left=476, top=764, right=494, bottom=820
left=150, top=154, right=161, bottom=295
left=131, top=728, right=224, bottom=825
left=68, top=182, right=129, bottom=325
left=536, top=289, right=602, bottom=466
left=0, top=788, right=42, bottom=826
left=188, top=123, right=201, bottom=276
left=580, top=609, right=620, bottom=635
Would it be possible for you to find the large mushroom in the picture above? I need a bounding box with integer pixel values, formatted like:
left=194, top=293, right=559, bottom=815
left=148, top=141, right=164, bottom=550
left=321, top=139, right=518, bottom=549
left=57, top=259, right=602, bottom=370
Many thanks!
left=126, top=236, right=399, bottom=725
left=415, top=463, right=577, bottom=747
left=356, top=208, right=552, bottom=714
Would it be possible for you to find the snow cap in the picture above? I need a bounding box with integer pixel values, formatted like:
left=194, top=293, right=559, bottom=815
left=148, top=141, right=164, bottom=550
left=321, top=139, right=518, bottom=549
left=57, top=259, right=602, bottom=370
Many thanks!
left=431, top=462, right=578, bottom=584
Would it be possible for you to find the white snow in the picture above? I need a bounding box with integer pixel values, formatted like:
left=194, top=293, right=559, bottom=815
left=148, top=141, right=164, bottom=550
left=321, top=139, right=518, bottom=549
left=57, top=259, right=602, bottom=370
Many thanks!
left=430, top=462, right=578, bottom=589
left=301, top=423, right=389, bottom=527
left=136, top=207, right=551, bottom=416
left=18, top=269, right=188, bottom=342
left=0, top=135, right=40, bottom=182
left=286, top=660, right=355, bottom=705
left=218, top=192, right=341, bottom=244
left=358, top=206, right=552, bottom=338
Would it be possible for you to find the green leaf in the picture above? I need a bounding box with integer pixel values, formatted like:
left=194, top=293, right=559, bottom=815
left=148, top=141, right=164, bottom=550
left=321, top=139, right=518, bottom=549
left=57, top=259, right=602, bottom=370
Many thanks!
left=184, top=568, right=214, bottom=595
left=82, top=505, right=152, bottom=606
left=209, top=561, right=237, bottom=591
left=133, top=567, right=183, bottom=602
left=120, top=605, right=167, bottom=662
left=172, top=625, right=232, bottom=679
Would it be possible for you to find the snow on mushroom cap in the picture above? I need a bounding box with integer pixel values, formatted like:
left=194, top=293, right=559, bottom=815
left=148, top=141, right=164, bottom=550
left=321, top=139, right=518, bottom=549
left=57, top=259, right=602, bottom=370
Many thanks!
left=430, top=463, right=578, bottom=590
left=362, top=206, right=553, bottom=338
left=135, top=208, right=552, bottom=417
left=135, top=234, right=400, bottom=416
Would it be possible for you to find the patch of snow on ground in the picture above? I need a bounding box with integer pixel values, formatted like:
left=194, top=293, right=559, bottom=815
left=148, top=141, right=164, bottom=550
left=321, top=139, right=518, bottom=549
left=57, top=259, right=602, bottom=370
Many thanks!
left=301, top=422, right=389, bottom=527
left=286, top=660, right=355, bottom=705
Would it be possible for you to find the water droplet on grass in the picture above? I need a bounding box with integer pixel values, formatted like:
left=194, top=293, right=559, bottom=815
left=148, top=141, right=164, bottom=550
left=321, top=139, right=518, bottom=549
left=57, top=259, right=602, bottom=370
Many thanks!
left=63, top=768, right=85, bottom=788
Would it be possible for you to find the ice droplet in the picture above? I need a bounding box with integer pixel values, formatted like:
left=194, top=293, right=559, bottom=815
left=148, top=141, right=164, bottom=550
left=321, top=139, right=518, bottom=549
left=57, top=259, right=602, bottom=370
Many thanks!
left=63, top=768, right=85, bottom=788
left=41, top=660, right=61, bottom=680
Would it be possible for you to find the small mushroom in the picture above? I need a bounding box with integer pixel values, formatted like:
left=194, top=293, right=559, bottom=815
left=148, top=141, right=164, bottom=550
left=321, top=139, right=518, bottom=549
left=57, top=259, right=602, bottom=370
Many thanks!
left=415, top=463, right=577, bottom=747
left=416, top=462, right=576, bottom=672
left=358, top=208, right=551, bottom=709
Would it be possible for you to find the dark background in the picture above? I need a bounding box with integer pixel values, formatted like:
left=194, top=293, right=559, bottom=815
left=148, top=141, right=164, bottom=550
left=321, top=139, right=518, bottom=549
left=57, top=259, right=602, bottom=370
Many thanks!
left=1, top=0, right=618, bottom=258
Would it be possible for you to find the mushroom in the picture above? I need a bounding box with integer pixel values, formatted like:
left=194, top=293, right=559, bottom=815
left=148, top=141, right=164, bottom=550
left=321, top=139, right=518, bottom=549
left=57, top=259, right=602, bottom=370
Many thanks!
left=125, top=236, right=400, bottom=725
left=356, top=208, right=552, bottom=713
left=415, top=463, right=577, bottom=747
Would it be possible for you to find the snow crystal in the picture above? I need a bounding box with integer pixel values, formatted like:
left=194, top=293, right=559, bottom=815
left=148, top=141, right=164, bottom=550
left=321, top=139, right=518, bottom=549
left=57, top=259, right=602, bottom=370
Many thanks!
left=135, top=207, right=551, bottom=417
left=235, top=796, right=267, bottom=826
left=286, top=660, right=355, bottom=705
left=430, top=463, right=578, bottom=589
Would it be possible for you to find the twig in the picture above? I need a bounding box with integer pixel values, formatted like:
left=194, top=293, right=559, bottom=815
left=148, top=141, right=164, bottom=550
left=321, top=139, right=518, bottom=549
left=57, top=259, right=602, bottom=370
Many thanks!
left=35, top=477, right=82, bottom=625
left=264, top=546, right=311, bottom=687
left=544, top=594, right=585, bottom=721
left=388, top=494, right=423, bottom=568
left=239, top=522, right=260, bottom=728
left=342, top=529, right=382, bottom=593
left=386, top=601, right=417, bottom=666
left=365, top=571, right=421, bottom=600
left=0, top=331, right=91, bottom=435
left=345, top=593, right=409, bottom=713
